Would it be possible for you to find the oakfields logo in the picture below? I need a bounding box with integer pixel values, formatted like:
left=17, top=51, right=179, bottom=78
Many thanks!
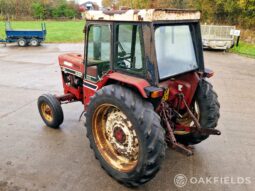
left=174, top=174, right=252, bottom=188
left=174, top=174, right=188, bottom=188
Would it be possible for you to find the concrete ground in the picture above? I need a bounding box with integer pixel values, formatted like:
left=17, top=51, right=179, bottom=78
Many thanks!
left=0, top=43, right=254, bottom=191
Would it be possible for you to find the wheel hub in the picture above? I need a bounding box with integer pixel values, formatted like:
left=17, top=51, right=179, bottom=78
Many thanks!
left=20, top=41, right=25, bottom=46
left=45, top=108, right=51, bottom=115
left=41, top=103, right=53, bottom=122
left=113, top=127, right=126, bottom=144
left=92, top=104, right=139, bottom=172
left=31, top=40, right=37, bottom=46
left=105, top=109, right=139, bottom=161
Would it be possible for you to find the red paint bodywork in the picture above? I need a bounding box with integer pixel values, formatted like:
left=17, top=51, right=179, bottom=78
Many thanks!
left=58, top=53, right=202, bottom=111
left=58, top=53, right=150, bottom=108
left=159, top=73, right=200, bottom=109
left=59, top=53, right=84, bottom=73
left=159, top=73, right=200, bottom=133
left=107, top=72, right=150, bottom=98
left=58, top=53, right=203, bottom=115
left=59, top=53, right=84, bottom=101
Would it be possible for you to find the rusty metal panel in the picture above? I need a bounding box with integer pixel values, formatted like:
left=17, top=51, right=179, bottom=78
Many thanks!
left=83, top=9, right=201, bottom=22
left=142, top=23, right=158, bottom=85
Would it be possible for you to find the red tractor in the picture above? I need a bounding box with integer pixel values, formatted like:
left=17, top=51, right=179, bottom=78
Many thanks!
left=38, top=9, right=220, bottom=186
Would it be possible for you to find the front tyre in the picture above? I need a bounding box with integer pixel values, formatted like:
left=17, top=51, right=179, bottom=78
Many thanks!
left=85, top=85, right=166, bottom=187
left=38, top=94, right=64, bottom=128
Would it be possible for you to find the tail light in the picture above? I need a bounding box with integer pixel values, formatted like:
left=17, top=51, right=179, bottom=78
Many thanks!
left=144, top=86, right=164, bottom=98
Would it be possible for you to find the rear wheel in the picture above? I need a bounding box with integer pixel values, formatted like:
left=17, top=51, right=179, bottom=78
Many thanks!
left=85, top=85, right=165, bottom=187
left=17, top=38, right=26, bottom=47
left=38, top=94, right=64, bottom=128
left=176, top=80, right=220, bottom=145
left=30, top=38, right=39, bottom=46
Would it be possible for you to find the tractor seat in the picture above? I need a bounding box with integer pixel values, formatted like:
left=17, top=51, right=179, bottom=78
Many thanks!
left=86, top=59, right=110, bottom=81
left=86, top=66, right=97, bottom=77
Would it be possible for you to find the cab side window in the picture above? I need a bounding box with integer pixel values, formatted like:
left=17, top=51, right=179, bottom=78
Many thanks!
left=114, top=24, right=145, bottom=75
left=86, top=24, right=111, bottom=82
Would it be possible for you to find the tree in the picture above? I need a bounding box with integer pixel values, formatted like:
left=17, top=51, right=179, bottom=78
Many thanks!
left=52, top=3, right=78, bottom=19
left=32, top=2, right=46, bottom=19
left=102, top=0, right=115, bottom=8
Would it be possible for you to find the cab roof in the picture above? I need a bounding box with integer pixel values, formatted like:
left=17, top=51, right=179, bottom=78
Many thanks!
left=84, top=9, right=201, bottom=22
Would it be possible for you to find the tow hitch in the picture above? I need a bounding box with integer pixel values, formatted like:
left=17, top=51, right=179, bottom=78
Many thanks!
left=159, top=93, right=221, bottom=156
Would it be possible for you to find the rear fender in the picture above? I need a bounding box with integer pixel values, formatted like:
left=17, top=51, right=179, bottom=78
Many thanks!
left=106, top=72, right=150, bottom=98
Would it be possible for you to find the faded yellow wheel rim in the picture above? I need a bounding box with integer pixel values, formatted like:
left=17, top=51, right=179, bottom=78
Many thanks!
left=41, top=102, right=53, bottom=122
left=92, top=104, right=139, bottom=172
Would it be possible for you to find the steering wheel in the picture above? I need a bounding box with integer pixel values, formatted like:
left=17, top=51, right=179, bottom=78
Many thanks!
left=116, top=42, right=133, bottom=69
left=118, top=41, right=131, bottom=57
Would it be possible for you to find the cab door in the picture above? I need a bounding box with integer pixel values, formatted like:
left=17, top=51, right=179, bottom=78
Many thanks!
left=83, top=23, right=112, bottom=105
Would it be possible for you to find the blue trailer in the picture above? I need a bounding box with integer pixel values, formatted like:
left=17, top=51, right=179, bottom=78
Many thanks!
left=0, top=22, right=47, bottom=47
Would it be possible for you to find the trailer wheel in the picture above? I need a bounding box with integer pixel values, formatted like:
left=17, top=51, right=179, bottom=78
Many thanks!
left=30, top=38, right=39, bottom=47
left=17, top=38, right=26, bottom=47
left=38, top=94, right=64, bottom=128
left=85, top=85, right=166, bottom=186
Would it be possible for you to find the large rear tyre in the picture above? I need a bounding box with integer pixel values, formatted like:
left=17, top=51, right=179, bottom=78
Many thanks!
left=38, top=94, right=64, bottom=128
left=85, top=85, right=166, bottom=187
left=176, top=80, right=220, bottom=145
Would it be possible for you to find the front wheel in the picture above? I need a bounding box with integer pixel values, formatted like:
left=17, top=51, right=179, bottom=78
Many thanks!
left=85, top=85, right=166, bottom=187
left=38, top=94, right=64, bottom=128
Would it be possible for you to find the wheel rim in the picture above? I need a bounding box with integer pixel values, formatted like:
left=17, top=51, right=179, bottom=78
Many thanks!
left=19, top=40, right=25, bottom=46
left=92, top=104, right=139, bottom=172
left=41, top=102, right=53, bottom=122
left=175, top=102, right=200, bottom=135
left=31, top=40, right=37, bottom=46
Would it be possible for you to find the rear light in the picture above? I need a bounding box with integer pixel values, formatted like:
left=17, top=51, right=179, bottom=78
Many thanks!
left=144, top=86, right=164, bottom=98
left=151, top=90, right=164, bottom=98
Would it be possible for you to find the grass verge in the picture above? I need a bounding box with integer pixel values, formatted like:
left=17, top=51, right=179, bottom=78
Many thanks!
left=231, top=41, right=255, bottom=58
left=0, top=20, right=85, bottom=43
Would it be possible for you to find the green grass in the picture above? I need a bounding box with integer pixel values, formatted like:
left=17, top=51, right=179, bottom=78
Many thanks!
left=0, top=21, right=85, bottom=43
left=231, top=41, right=255, bottom=58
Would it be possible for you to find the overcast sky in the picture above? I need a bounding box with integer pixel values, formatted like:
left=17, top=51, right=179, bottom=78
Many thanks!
left=77, top=0, right=102, bottom=6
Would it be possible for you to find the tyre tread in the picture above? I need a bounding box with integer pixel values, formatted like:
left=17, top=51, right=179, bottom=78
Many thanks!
left=85, top=85, right=166, bottom=187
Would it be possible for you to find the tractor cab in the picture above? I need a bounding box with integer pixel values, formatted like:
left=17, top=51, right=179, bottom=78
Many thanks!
left=82, top=9, right=204, bottom=85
